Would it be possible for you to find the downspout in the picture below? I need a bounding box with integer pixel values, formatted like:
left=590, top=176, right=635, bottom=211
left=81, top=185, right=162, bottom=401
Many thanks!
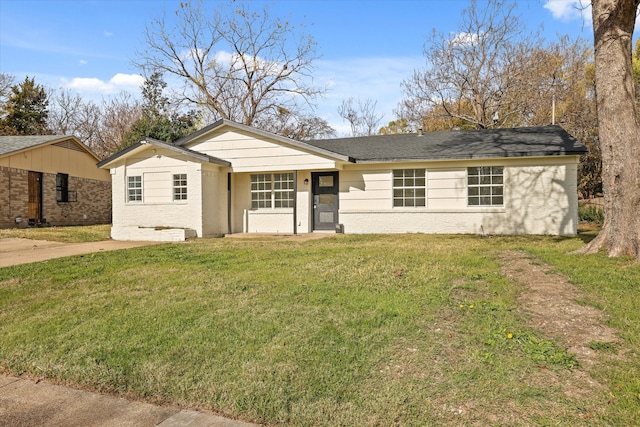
left=227, top=172, right=232, bottom=235
left=293, top=170, right=298, bottom=235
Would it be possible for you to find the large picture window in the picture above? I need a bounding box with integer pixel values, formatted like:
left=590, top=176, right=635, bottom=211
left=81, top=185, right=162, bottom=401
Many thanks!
left=467, top=166, right=504, bottom=206
left=251, top=173, right=294, bottom=209
left=173, top=174, right=187, bottom=201
left=393, top=169, right=426, bottom=207
left=127, top=176, right=142, bottom=202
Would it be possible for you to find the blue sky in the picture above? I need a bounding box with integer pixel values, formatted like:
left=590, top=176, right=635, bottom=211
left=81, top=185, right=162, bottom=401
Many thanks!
left=1, top=0, right=634, bottom=135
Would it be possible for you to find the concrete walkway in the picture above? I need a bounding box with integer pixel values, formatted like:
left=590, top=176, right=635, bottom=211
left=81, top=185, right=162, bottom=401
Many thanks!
left=0, top=375, right=259, bottom=426
left=0, top=238, right=162, bottom=268
left=0, top=238, right=261, bottom=426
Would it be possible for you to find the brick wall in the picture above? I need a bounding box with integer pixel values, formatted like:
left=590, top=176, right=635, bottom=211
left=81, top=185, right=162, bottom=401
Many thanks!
left=0, top=167, right=29, bottom=228
left=0, top=166, right=112, bottom=228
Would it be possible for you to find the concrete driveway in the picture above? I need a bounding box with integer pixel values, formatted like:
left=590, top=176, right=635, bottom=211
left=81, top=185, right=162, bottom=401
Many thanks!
left=0, top=238, right=160, bottom=268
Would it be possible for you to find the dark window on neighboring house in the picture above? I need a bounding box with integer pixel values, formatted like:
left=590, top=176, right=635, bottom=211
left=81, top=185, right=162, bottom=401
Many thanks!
left=56, top=173, right=69, bottom=202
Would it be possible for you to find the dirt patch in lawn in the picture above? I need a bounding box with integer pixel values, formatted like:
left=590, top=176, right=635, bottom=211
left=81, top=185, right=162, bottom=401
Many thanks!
left=499, top=250, right=619, bottom=368
left=498, top=250, right=621, bottom=409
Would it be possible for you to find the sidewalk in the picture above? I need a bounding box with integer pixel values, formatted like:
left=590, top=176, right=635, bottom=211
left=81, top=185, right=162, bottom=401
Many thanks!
left=0, top=238, right=162, bottom=268
left=0, top=375, right=260, bottom=427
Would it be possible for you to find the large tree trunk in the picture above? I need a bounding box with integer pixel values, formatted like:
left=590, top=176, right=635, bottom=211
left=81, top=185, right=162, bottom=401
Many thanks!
left=577, top=0, right=640, bottom=258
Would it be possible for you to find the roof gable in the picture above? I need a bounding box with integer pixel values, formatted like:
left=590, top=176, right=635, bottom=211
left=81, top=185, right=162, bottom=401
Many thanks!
left=176, top=119, right=352, bottom=162
left=0, top=135, right=100, bottom=161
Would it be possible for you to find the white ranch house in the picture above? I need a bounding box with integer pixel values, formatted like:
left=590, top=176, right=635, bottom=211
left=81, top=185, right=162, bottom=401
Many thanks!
left=98, top=120, right=587, bottom=241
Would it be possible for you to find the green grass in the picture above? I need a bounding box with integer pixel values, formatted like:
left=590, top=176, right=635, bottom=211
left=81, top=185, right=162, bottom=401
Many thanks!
left=1, top=231, right=638, bottom=425
left=0, top=224, right=111, bottom=242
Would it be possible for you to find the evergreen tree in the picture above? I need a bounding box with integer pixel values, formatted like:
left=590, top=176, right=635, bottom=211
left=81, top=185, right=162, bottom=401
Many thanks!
left=0, top=76, right=49, bottom=135
left=121, top=72, right=199, bottom=148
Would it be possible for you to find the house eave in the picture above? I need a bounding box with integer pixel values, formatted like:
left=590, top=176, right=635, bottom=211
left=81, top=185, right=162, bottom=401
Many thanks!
left=97, top=138, right=231, bottom=169
left=352, top=151, right=586, bottom=164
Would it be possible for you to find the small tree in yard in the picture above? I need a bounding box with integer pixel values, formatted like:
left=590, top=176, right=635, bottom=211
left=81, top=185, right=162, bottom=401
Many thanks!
left=576, top=0, right=640, bottom=258
left=0, top=76, right=50, bottom=135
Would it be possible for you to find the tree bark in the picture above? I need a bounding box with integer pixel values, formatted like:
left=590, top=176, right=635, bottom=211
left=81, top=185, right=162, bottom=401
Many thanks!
left=577, top=0, right=640, bottom=258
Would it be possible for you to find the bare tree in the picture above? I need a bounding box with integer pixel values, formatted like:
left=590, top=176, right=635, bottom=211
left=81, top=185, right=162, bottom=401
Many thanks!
left=259, top=106, right=336, bottom=140
left=47, top=89, right=141, bottom=159
left=93, top=93, right=142, bottom=159
left=576, top=0, right=640, bottom=259
left=0, top=73, right=15, bottom=112
left=48, top=89, right=101, bottom=143
left=338, top=97, right=384, bottom=137
left=135, top=1, right=325, bottom=135
left=399, top=0, right=542, bottom=130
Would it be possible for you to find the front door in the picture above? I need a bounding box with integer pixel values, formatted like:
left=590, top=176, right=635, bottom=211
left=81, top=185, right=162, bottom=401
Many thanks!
left=312, top=171, right=339, bottom=231
left=28, top=171, right=43, bottom=221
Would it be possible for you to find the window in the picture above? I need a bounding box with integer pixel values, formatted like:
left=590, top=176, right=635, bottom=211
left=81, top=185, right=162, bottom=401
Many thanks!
left=251, top=173, right=294, bottom=209
left=127, top=176, right=142, bottom=202
left=274, top=173, right=294, bottom=208
left=251, top=174, right=272, bottom=208
left=56, top=173, right=69, bottom=202
left=173, top=174, right=187, bottom=201
left=467, top=166, right=504, bottom=206
left=393, top=169, right=426, bottom=207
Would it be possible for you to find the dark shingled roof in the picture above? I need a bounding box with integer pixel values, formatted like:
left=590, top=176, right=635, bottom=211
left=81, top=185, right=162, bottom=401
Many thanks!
left=306, top=125, right=587, bottom=163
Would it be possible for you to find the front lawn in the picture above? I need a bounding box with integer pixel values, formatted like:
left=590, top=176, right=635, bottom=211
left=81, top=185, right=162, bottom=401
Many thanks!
left=0, top=233, right=638, bottom=425
left=0, top=224, right=111, bottom=242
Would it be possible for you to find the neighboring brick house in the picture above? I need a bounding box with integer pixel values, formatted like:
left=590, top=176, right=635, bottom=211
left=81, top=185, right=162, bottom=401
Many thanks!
left=98, top=120, right=587, bottom=242
left=0, top=135, right=111, bottom=228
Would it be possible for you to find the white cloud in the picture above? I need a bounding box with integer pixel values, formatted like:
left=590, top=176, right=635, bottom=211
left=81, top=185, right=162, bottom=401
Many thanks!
left=544, top=1, right=639, bottom=30
left=451, top=32, right=479, bottom=46
left=79, top=60, right=87, bottom=65
left=110, top=73, right=144, bottom=87
left=63, top=73, right=144, bottom=94
left=104, top=31, right=113, bottom=37
left=544, top=0, right=591, bottom=23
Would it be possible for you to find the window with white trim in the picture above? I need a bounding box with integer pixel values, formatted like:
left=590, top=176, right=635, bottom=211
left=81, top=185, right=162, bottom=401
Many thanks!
left=127, top=176, right=142, bottom=202
left=173, top=174, right=187, bottom=201
left=251, top=173, right=294, bottom=209
left=393, top=169, right=426, bottom=207
left=467, top=166, right=504, bottom=206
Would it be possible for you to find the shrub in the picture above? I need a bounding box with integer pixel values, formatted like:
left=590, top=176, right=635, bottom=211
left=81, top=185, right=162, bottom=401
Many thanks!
left=579, top=204, right=604, bottom=224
